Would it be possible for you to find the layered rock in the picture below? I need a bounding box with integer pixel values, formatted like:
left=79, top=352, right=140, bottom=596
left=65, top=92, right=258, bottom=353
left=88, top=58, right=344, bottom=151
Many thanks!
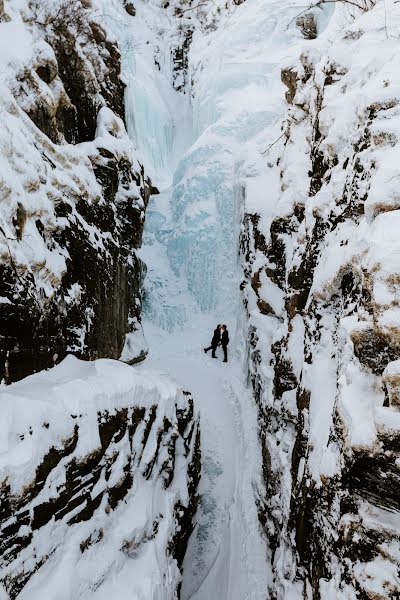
left=0, top=356, right=200, bottom=599
left=0, top=0, right=152, bottom=383
left=241, top=3, right=400, bottom=598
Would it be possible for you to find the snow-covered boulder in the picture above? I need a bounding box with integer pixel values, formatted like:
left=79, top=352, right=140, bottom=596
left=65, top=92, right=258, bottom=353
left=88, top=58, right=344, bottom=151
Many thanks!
left=0, top=356, right=200, bottom=598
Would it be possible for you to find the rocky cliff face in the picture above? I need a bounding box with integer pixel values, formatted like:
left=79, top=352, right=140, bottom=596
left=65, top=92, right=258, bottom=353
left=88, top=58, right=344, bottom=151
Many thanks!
left=241, top=3, right=400, bottom=598
left=0, top=357, right=200, bottom=598
left=0, top=0, right=153, bottom=383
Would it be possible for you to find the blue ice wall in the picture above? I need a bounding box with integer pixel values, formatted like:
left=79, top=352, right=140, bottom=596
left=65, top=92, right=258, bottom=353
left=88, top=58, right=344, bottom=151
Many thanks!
left=167, top=141, right=242, bottom=312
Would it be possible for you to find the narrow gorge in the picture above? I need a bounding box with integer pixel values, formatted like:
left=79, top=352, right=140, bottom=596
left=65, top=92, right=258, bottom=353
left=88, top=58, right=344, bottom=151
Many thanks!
left=0, top=1, right=400, bottom=599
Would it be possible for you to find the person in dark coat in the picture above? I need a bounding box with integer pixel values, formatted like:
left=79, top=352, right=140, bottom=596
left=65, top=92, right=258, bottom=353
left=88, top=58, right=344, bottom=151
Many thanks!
left=204, top=325, right=221, bottom=358
left=221, top=324, right=229, bottom=363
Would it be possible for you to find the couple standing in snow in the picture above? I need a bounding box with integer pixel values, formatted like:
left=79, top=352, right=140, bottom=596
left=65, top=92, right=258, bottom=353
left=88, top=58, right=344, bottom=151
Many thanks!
left=204, top=324, right=229, bottom=363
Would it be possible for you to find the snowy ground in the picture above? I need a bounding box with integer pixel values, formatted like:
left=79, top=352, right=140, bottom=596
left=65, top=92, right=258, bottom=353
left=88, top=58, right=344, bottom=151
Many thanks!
left=140, top=302, right=270, bottom=599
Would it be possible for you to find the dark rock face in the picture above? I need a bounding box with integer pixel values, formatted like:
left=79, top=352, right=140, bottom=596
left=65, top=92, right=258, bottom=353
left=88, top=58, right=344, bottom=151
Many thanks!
left=123, top=1, right=136, bottom=17
left=0, top=152, right=148, bottom=383
left=241, top=22, right=400, bottom=599
left=0, top=1, right=152, bottom=383
left=172, top=27, right=194, bottom=92
left=242, top=214, right=400, bottom=599
left=169, top=399, right=201, bottom=598
left=0, top=0, right=10, bottom=22
left=15, top=1, right=125, bottom=146
left=296, top=13, right=317, bottom=40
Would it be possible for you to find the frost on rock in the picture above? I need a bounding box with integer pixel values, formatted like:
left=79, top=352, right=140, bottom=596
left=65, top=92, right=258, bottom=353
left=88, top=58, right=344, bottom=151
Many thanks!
left=0, top=356, right=200, bottom=599
left=0, top=0, right=153, bottom=383
left=241, top=2, right=400, bottom=597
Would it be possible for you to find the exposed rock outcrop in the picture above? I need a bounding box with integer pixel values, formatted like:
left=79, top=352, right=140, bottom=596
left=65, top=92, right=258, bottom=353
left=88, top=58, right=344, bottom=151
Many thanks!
left=296, top=13, right=318, bottom=40
left=123, top=1, right=136, bottom=17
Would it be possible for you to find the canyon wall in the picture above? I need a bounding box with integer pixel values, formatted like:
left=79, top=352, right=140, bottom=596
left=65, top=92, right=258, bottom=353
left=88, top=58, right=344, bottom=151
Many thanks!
left=0, top=357, right=200, bottom=598
left=241, top=3, right=400, bottom=598
left=0, top=0, right=153, bottom=383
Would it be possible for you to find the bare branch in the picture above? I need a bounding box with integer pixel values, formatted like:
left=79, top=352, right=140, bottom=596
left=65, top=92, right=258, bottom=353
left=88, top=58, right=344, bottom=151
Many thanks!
left=175, top=1, right=209, bottom=16
left=260, top=131, right=287, bottom=155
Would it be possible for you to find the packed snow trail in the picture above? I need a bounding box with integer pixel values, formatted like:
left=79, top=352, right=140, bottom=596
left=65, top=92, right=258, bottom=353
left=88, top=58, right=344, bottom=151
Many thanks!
left=139, top=191, right=270, bottom=599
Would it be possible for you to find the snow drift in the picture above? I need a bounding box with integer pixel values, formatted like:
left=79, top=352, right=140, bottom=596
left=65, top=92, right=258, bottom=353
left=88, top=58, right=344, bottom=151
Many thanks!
left=0, top=356, right=200, bottom=599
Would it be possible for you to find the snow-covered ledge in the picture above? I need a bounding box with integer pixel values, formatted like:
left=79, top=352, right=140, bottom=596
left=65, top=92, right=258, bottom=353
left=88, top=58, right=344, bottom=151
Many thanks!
left=0, top=356, right=200, bottom=599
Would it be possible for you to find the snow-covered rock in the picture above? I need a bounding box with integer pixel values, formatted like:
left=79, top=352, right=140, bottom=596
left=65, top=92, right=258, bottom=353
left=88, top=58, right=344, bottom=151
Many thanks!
left=4, top=0, right=400, bottom=597
left=241, top=2, right=400, bottom=597
left=0, top=0, right=154, bottom=383
left=0, top=356, right=200, bottom=598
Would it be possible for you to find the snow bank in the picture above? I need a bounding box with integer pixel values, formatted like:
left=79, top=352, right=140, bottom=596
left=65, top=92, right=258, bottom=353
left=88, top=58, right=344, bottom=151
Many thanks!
left=0, top=356, right=200, bottom=598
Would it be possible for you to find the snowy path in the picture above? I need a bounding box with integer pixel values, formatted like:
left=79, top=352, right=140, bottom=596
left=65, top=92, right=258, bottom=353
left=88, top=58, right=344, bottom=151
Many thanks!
left=138, top=183, right=269, bottom=599
left=140, top=316, right=269, bottom=600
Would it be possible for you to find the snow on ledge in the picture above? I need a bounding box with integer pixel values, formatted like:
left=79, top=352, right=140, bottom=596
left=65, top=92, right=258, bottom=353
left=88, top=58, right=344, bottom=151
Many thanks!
left=0, top=356, right=199, bottom=599
left=0, top=355, right=187, bottom=491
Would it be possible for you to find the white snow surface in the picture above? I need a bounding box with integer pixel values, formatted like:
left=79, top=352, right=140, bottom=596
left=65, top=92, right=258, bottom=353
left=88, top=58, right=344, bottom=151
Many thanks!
left=0, top=355, right=198, bottom=599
